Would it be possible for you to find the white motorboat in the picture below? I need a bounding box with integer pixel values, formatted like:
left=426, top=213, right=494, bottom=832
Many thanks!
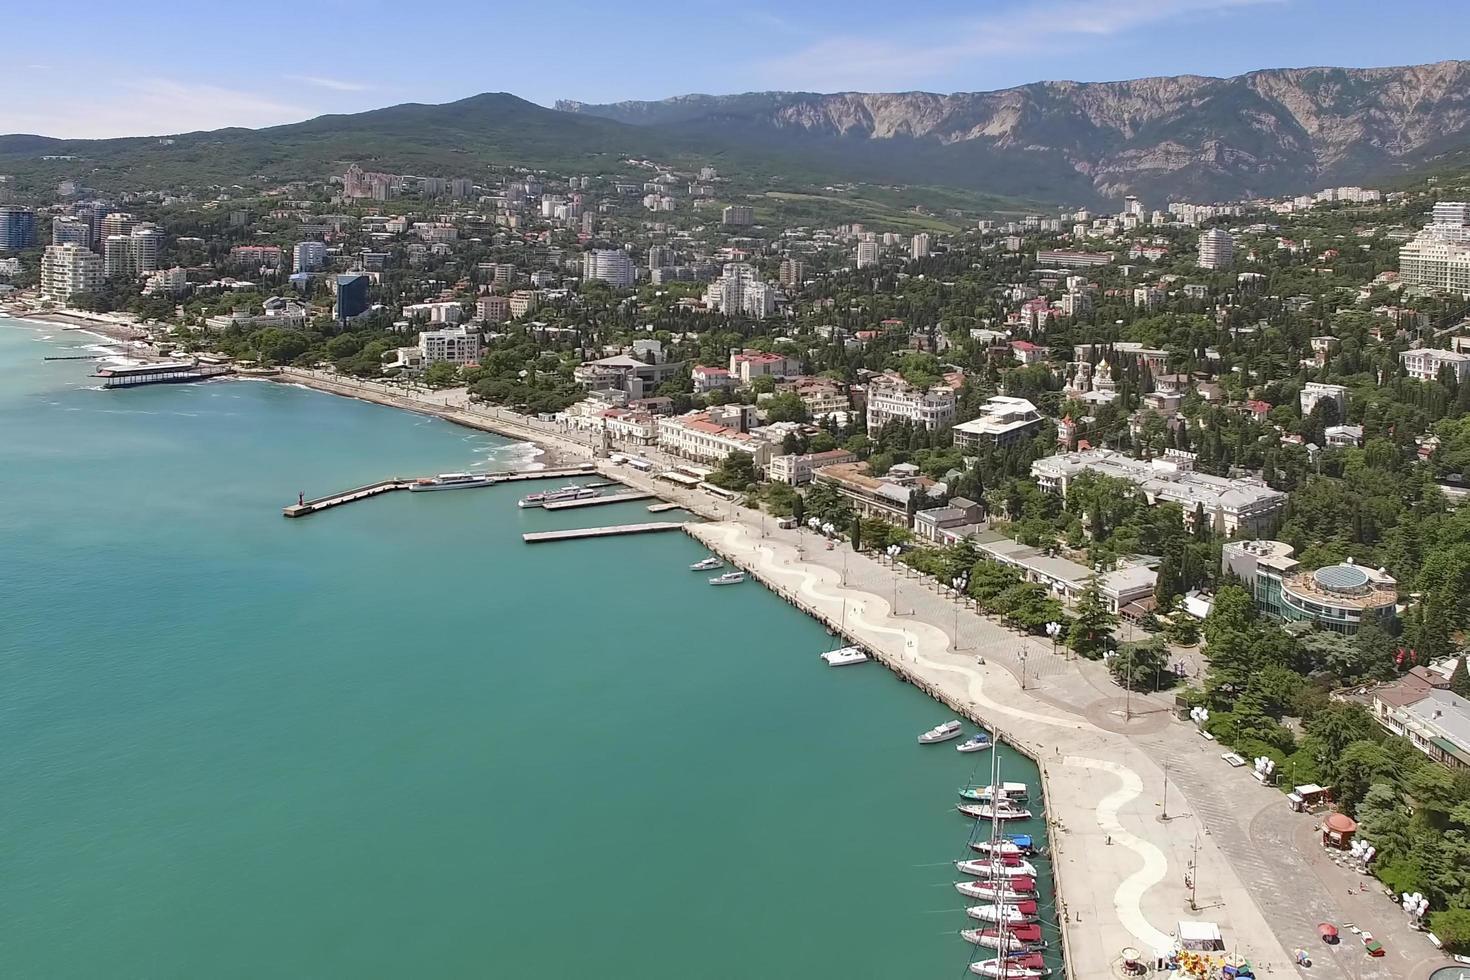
left=918, top=720, right=965, bottom=744
left=969, top=953, right=1050, bottom=977
left=969, top=835, right=1036, bottom=857
left=957, top=732, right=992, bottom=753
left=965, top=900, right=1039, bottom=924
left=689, top=556, right=724, bottom=571
left=708, top=571, right=746, bottom=586
left=820, top=646, right=868, bottom=666
left=955, top=876, right=1038, bottom=901
left=958, top=803, right=1034, bottom=821
left=959, top=782, right=1030, bottom=802
left=409, top=472, right=495, bottom=492
left=955, top=857, right=1038, bottom=879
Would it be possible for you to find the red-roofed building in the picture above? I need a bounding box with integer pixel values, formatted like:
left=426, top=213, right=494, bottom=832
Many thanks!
left=692, top=365, right=733, bottom=393
left=1010, top=340, right=1047, bottom=365
left=657, top=410, right=772, bottom=468
left=729, top=349, right=802, bottom=384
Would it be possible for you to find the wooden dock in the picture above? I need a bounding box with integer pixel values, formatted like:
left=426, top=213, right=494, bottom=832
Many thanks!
left=522, top=522, right=685, bottom=543
left=283, top=479, right=411, bottom=517
left=541, top=491, right=655, bottom=511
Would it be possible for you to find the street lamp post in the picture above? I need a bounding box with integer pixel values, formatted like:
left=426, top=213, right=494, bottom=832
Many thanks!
left=1045, top=620, right=1062, bottom=658
left=951, top=575, right=968, bottom=651
left=1018, top=646, right=1028, bottom=690
left=887, top=544, right=903, bottom=615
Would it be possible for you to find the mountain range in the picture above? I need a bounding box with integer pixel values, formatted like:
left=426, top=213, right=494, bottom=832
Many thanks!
left=3, top=60, right=1469, bottom=207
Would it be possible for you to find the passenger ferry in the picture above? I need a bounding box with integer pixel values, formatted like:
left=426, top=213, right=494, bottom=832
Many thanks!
left=408, top=473, right=496, bottom=492
left=517, top=486, right=600, bottom=508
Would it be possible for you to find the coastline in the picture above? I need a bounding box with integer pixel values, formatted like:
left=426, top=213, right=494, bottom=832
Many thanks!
left=5, top=309, right=154, bottom=345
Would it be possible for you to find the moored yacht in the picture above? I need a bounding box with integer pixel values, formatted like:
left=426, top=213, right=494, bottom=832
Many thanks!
left=820, top=646, right=868, bottom=666
left=689, top=556, right=724, bottom=571
left=959, top=782, right=1030, bottom=802
left=955, top=857, right=1038, bottom=878
left=965, top=900, right=1039, bottom=924
left=969, top=834, right=1036, bottom=857
left=954, top=876, right=1037, bottom=901
left=960, top=924, right=1046, bottom=952
left=969, top=953, right=1050, bottom=977
left=957, top=732, right=992, bottom=753
left=409, top=472, right=495, bottom=492
left=708, top=571, right=746, bottom=586
left=918, top=720, right=964, bottom=744
left=958, top=802, right=1034, bottom=821
left=517, top=485, right=600, bottom=508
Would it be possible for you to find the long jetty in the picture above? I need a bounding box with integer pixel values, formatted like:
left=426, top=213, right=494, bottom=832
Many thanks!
left=522, top=522, right=685, bottom=543
left=282, top=465, right=602, bottom=518
left=540, top=490, right=655, bottom=511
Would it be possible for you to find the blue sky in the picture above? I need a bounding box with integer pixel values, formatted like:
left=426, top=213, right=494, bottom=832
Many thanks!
left=5, top=0, right=1467, bottom=138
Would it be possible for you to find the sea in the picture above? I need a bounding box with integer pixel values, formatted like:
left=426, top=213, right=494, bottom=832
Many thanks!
left=0, top=319, right=1055, bottom=979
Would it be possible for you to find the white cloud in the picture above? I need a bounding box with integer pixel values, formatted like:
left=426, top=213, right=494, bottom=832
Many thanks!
left=0, top=78, right=312, bottom=138
left=284, top=74, right=374, bottom=93
left=758, top=0, right=1282, bottom=91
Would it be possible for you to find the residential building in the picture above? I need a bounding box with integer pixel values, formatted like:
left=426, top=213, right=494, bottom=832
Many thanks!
left=705, top=264, right=776, bottom=318
left=100, top=212, right=135, bottom=240
left=657, top=410, right=770, bottom=469
left=855, top=241, right=880, bottom=268
left=729, top=349, right=801, bottom=384
left=142, top=267, right=188, bottom=296
left=785, top=376, right=848, bottom=418
left=1197, top=228, right=1234, bottom=270
left=293, top=241, right=327, bottom=273
left=476, top=294, right=511, bottom=323
left=129, top=224, right=163, bottom=274
left=1383, top=688, right=1470, bottom=770
left=582, top=249, right=636, bottom=288
left=911, top=233, right=931, bottom=259
left=722, top=205, right=754, bottom=227
left=778, top=257, right=805, bottom=288
left=51, top=215, right=92, bottom=248
left=1399, top=201, right=1470, bottom=294
left=0, top=205, right=36, bottom=250
left=1032, top=448, right=1287, bottom=536
left=1035, top=249, right=1112, bottom=268
left=813, top=461, right=930, bottom=526
left=230, top=244, right=282, bottom=268
left=418, top=325, right=481, bottom=365
left=1132, top=286, right=1166, bottom=309
left=912, top=497, right=985, bottom=545
left=1009, top=340, right=1047, bottom=364
left=865, top=372, right=958, bottom=433
left=951, top=397, right=1045, bottom=450
left=508, top=289, right=540, bottom=318
left=403, top=301, right=463, bottom=324
left=574, top=353, right=684, bottom=399
left=334, top=273, right=370, bottom=322
left=1325, top=424, right=1364, bottom=448
left=1300, top=382, right=1348, bottom=417
left=691, top=365, right=733, bottom=393
left=767, top=448, right=858, bottom=485
left=647, top=245, right=674, bottom=269
left=204, top=298, right=312, bottom=331
left=40, top=243, right=103, bottom=303
left=1400, top=346, right=1470, bottom=384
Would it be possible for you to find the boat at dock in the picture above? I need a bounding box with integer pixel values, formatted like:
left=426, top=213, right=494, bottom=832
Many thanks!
left=820, top=646, right=868, bottom=666
left=918, top=720, right=964, bottom=744
left=955, top=876, right=1037, bottom=901
left=955, top=857, right=1037, bottom=878
left=960, top=924, right=1046, bottom=952
left=969, top=834, right=1036, bottom=857
left=957, top=732, right=992, bottom=753
left=958, top=802, right=1034, bottom=821
left=959, top=782, right=1029, bottom=802
left=408, top=473, right=496, bottom=492
left=969, top=952, right=1051, bottom=977
left=965, top=900, right=1039, bottom=924
left=689, top=556, right=724, bottom=571
left=517, top=485, right=600, bottom=507
left=708, top=571, right=746, bottom=586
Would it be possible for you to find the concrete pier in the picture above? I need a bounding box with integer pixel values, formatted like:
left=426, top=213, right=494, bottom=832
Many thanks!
left=522, top=522, right=685, bottom=543
left=540, top=491, right=655, bottom=511
left=283, top=480, right=412, bottom=517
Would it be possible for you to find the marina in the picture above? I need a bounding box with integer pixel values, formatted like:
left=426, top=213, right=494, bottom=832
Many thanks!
left=282, top=466, right=604, bottom=517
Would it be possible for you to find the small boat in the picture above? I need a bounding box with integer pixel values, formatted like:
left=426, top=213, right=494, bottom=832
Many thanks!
left=959, top=782, right=1030, bottom=802
left=966, top=900, right=1039, bottom=924
left=918, top=720, right=964, bottom=744
left=689, top=556, right=724, bottom=571
left=960, top=924, right=1046, bottom=952
left=969, top=952, right=1050, bottom=977
left=955, top=876, right=1037, bottom=901
left=969, top=835, right=1035, bottom=857
left=708, top=571, right=746, bottom=586
left=820, top=646, right=868, bottom=666
left=958, top=803, right=1034, bottom=821
left=955, top=857, right=1038, bottom=878
left=409, top=472, right=495, bottom=492
left=957, top=732, right=992, bottom=753
left=517, top=485, right=600, bottom=508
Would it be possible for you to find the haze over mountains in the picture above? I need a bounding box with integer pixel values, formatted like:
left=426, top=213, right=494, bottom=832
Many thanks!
left=4, top=60, right=1469, bottom=207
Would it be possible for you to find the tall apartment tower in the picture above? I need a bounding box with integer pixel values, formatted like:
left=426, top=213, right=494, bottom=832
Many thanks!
left=1197, top=228, right=1234, bottom=270
left=778, top=257, right=805, bottom=289
left=41, top=243, right=104, bottom=303
left=129, top=224, right=164, bottom=273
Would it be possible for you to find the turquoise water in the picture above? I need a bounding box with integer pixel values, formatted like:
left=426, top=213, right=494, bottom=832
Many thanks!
left=1, top=320, right=1053, bottom=979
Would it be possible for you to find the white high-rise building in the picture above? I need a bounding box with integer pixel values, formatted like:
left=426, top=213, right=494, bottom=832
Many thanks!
left=1197, top=228, right=1234, bottom=270
left=582, top=249, right=636, bottom=288
left=102, top=235, right=132, bottom=277
left=100, top=212, right=135, bottom=240
left=911, top=233, right=931, bottom=259
left=41, top=243, right=104, bottom=303
left=51, top=216, right=93, bottom=248
left=1400, top=202, right=1470, bottom=294
left=778, top=257, right=804, bottom=288
left=647, top=245, right=674, bottom=269
left=418, top=325, right=481, bottom=365
left=855, top=241, right=880, bottom=268
left=703, top=262, right=776, bottom=318
left=293, top=241, right=328, bottom=272
left=129, top=224, right=163, bottom=273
